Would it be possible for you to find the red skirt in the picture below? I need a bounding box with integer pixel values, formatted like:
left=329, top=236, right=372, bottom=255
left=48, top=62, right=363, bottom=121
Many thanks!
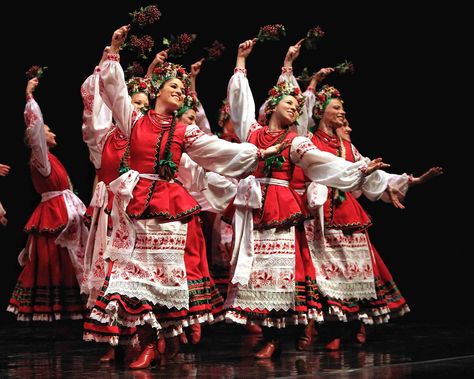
left=8, top=232, right=85, bottom=321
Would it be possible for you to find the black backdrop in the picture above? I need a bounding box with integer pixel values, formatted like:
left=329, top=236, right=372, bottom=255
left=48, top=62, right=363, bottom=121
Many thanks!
left=0, top=1, right=464, bottom=323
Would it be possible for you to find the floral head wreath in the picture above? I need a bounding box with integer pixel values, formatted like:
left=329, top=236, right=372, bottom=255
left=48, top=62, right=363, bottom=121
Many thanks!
left=151, top=62, right=191, bottom=95
left=217, top=99, right=231, bottom=127
left=177, top=92, right=200, bottom=117
left=263, top=81, right=306, bottom=125
left=313, top=85, right=343, bottom=120
left=126, top=76, right=155, bottom=99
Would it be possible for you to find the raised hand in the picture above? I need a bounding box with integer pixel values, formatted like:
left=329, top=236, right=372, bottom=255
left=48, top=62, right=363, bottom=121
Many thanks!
left=110, top=24, right=130, bottom=53
left=26, top=78, right=39, bottom=98
left=284, top=39, right=304, bottom=65
left=154, top=50, right=168, bottom=65
left=191, top=58, right=205, bottom=77
left=237, top=39, right=257, bottom=59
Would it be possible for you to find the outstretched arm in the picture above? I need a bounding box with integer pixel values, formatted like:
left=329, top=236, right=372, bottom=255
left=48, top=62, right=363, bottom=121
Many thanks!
left=228, top=39, right=258, bottom=142
left=384, top=166, right=444, bottom=209
left=24, top=78, right=51, bottom=176
left=184, top=124, right=285, bottom=178
left=410, top=166, right=443, bottom=185
left=291, top=136, right=389, bottom=193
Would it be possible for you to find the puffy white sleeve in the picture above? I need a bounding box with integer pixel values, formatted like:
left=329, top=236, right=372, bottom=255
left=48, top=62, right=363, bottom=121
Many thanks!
left=177, top=153, right=207, bottom=193
left=350, top=143, right=393, bottom=201
left=80, top=68, right=113, bottom=169
left=382, top=173, right=411, bottom=202
left=290, top=136, right=388, bottom=193
left=24, top=95, right=50, bottom=176
left=227, top=69, right=260, bottom=142
left=193, top=94, right=212, bottom=135
left=184, top=124, right=258, bottom=177
left=99, top=55, right=143, bottom=138
left=303, top=88, right=317, bottom=131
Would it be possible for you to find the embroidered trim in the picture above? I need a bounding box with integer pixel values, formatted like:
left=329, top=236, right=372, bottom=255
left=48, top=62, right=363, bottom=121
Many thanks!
left=294, top=140, right=317, bottom=160
left=129, top=204, right=201, bottom=220
left=359, top=165, right=368, bottom=175
left=254, top=211, right=310, bottom=230
left=184, top=125, right=205, bottom=149
left=233, top=67, right=247, bottom=75
left=325, top=219, right=372, bottom=231
left=6, top=306, right=84, bottom=322
left=106, top=53, right=120, bottom=62
left=24, top=224, right=67, bottom=234
left=89, top=301, right=223, bottom=337
left=317, top=278, right=377, bottom=300
left=225, top=309, right=324, bottom=328
left=80, top=85, right=94, bottom=114
left=104, top=285, right=189, bottom=310
left=228, top=288, right=296, bottom=311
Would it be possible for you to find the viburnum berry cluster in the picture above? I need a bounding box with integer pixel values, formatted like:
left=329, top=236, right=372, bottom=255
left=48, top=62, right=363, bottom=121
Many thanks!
left=129, top=5, right=161, bottom=28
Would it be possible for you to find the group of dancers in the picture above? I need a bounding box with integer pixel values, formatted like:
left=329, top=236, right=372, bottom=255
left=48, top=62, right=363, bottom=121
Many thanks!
left=4, top=24, right=442, bottom=369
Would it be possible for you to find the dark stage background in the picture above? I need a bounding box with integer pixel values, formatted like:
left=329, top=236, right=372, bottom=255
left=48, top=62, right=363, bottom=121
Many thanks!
left=0, top=1, right=464, bottom=323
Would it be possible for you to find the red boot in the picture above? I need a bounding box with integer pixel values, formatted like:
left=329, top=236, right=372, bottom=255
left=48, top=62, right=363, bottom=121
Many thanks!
left=189, top=323, right=201, bottom=344
left=129, top=343, right=158, bottom=369
left=254, top=341, right=280, bottom=359
left=296, top=320, right=314, bottom=351
left=129, top=326, right=159, bottom=369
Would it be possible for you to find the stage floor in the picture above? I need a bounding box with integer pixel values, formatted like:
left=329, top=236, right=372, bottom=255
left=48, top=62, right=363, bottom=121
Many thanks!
left=1, top=318, right=473, bottom=378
